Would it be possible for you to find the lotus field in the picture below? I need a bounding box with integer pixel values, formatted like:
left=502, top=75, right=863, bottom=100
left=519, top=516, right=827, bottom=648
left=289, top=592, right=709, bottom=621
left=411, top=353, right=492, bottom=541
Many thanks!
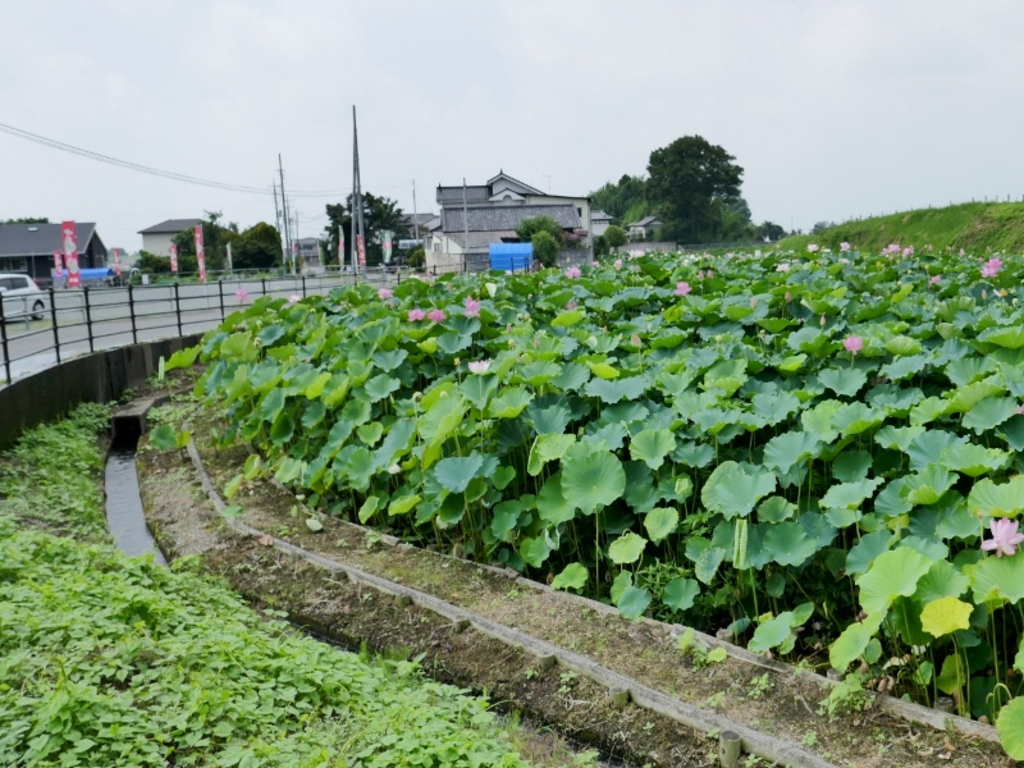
left=195, top=245, right=1024, bottom=752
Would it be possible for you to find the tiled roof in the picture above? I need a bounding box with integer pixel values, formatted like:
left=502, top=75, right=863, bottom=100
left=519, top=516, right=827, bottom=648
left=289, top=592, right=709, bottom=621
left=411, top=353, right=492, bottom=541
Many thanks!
left=436, top=186, right=491, bottom=204
left=442, top=204, right=580, bottom=233
left=0, top=222, right=98, bottom=258
left=138, top=218, right=203, bottom=235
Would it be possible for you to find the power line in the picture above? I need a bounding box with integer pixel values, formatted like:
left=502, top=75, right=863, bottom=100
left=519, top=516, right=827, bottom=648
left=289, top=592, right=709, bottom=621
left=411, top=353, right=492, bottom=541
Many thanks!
left=0, top=120, right=353, bottom=198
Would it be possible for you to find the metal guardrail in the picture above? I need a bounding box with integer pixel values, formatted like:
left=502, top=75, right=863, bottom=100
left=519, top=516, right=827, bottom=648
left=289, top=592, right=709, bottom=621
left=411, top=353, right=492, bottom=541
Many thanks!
left=0, top=268, right=403, bottom=386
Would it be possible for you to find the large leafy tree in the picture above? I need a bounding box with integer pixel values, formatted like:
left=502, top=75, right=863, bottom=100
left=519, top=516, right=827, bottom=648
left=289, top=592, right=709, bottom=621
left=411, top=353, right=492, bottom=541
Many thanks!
left=589, top=175, right=648, bottom=223
left=323, top=192, right=410, bottom=267
left=227, top=222, right=282, bottom=270
left=646, top=135, right=743, bottom=243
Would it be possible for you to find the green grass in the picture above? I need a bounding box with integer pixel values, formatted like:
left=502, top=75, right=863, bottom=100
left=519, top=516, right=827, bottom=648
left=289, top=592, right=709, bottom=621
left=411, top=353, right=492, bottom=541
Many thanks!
left=778, top=201, right=1024, bottom=254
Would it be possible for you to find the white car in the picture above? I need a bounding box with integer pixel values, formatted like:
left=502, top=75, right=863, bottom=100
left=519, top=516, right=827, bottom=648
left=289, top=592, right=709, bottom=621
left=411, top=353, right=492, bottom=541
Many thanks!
left=0, top=274, right=47, bottom=321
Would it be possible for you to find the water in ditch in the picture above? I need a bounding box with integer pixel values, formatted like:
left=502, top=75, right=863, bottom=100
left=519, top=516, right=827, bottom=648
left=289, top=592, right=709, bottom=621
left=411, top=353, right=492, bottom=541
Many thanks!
left=105, top=434, right=167, bottom=566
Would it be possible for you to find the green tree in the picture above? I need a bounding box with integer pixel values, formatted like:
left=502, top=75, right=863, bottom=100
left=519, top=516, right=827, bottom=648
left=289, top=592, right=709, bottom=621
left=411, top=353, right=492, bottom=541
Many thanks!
left=515, top=215, right=564, bottom=246
left=593, top=234, right=609, bottom=256
left=757, top=221, right=786, bottom=241
left=716, top=196, right=757, bottom=241
left=590, top=175, right=648, bottom=223
left=170, top=211, right=230, bottom=272
left=531, top=231, right=560, bottom=268
left=646, top=135, right=744, bottom=243
left=323, top=192, right=410, bottom=267
left=3, top=217, right=49, bottom=224
left=604, top=225, right=628, bottom=248
left=230, top=222, right=282, bottom=270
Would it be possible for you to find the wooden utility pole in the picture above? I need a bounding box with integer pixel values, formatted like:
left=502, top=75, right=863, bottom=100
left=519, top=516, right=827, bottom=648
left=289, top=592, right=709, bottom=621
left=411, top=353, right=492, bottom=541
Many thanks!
left=278, top=154, right=292, bottom=264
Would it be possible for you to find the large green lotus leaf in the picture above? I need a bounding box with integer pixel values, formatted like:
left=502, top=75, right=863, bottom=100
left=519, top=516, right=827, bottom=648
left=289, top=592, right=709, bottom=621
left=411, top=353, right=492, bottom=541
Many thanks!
left=906, top=430, right=960, bottom=472
left=417, top=395, right=466, bottom=447
left=551, top=308, right=586, bottom=327
left=521, top=361, right=562, bottom=387
left=301, top=401, right=327, bottom=430
left=616, top=585, right=652, bottom=620
left=997, top=697, right=1024, bottom=759
left=560, top=449, right=625, bottom=515
left=435, top=332, right=473, bottom=356
left=874, top=478, right=912, bottom=518
left=551, top=562, right=588, bottom=591
left=967, top=476, right=1024, bottom=517
left=787, top=326, right=829, bottom=354
left=434, top=454, right=485, bottom=493
left=845, top=530, right=894, bottom=576
left=388, top=493, right=421, bottom=517
left=357, top=495, right=381, bottom=524
left=703, top=358, right=747, bottom=396
left=874, top=425, right=926, bottom=453
left=695, top=546, right=726, bottom=584
left=831, top=402, right=885, bottom=437
left=902, top=465, right=955, bottom=506
left=303, top=371, right=332, bottom=400
left=259, top=387, right=286, bottom=422
left=584, top=376, right=648, bottom=403
left=909, top=396, right=948, bottom=426
left=371, top=348, right=408, bottom=372
left=920, top=596, right=973, bottom=638
left=800, top=512, right=839, bottom=549
left=962, top=396, right=1019, bottom=435
left=914, top=559, right=970, bottom=604
left=801, top=399, right=843, bottom=442
left=536, top=472, right=576, bottom=525
left=527, top=403, right=571, bottom=435
left=356, top=421, right=383, bottom=446
left=945, top=356, right=997, bottom=387
left=936, top=653, right=966, bottom=696
left=947, top=378, right=1005, bottom=413
left=980, top=325, right=1024, bottom=350
left=818, top=367, right=868, bottom=397
left=757, top=496, right=797, bottom=523
left=762, top=430, right=822, bottom=475
left=519, top=535, right=552, bottom=568
left=270, top=412, right=295, bottom=446
left=880, top=354, right=931, bottom=382
left=489, top=387, right=533, bottom=419
left=551, top=362, right=590, bottom=391
left=748, top=612, right=795, bottom=653
left=998, top=415, right=1024, bottom=451
left=829, top=619, right=880, bottom=672
left=345, top=447, right=375, bottom=491
left=939, top=442, right=1010, bottom=477
left=586, top=360, right=620, bottom=380
left=490, top=500, right=523, bottom=540
left=751, top=391, right=801, bottom=425
left=820, top=477, right=883, bottom=510
left=608, top=531, right=647, bottom=565
left=701, top=461, right=776, bottom=520
left=831, top=450, right=873, bottom=483
left=762, top=521, right=818, bottom=566
left=857, top=547, right=933, bottom=616
left=967, top=552, right=1024, bottom=605
left=461, top=374, right=499, bottom=410
left=885, top=335, right=922, bottom=356
left=629, top=428, right=677, bottom=470
left=867, top=384, right=924, bottom=415
left=373, top=419, right=417, bottom=469
left=527, top=433, right=576, bottom=476
left=644, top=506, right=679, bottom=543
left=663, top=577, right=699, bottom=612
left=778, top=353, right=808, bottom=372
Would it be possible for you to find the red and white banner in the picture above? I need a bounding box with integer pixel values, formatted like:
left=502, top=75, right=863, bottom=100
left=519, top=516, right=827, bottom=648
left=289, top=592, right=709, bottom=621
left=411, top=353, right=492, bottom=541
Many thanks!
left=357, top=234, right=366, bottom=266
left=169, top=243, right=179, bottom=274
left=338, top=228, right=345, bottom=268
left=226, top=241, right=233, bottom=272
left=194, top=224, right=206, bottom=283
left=61, top=220, right=81, bottom=288
left=112, top=247, right=122, bottom=278
left=52, top=249, right=63, bottom=276
left=382, top=232, right=393, bottom=264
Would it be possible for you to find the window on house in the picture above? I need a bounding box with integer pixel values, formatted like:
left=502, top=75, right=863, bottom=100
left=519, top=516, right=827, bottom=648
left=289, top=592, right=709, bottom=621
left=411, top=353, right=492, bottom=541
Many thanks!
left=577, top=207, right=582, bottom=217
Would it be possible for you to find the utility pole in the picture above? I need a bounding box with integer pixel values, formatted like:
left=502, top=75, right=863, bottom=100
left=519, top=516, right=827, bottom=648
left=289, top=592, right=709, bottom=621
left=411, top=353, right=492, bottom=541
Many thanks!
left=352, top=106, right=365, bottom=280
left=294, top=209, right=300, bottom=274
left=273, top=180, right=286, bottom=266
left=462, top=177, right=469, bottom=272
left=412, top=180, right=419, bottom=241
left=278, top=154, right=292, bottom=265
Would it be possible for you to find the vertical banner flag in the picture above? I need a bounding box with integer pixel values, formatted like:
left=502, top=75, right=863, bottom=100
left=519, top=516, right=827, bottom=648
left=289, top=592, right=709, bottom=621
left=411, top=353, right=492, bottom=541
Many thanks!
left=113, top=248, right=122, bottom=279
left=226, top=241, right=233, bottom=272
left=53, top=249, right=63, bottom=277
left=62, top=220, right=81, bottom=288
left=338, top=228, right=345, bottom=268
left=194, top=224, right=206, bottom=283
left=357, top=234, right=366, bottom=266
left=382, top=230, right=393, bottom=264
left=169, top=243, right=179, bottom=274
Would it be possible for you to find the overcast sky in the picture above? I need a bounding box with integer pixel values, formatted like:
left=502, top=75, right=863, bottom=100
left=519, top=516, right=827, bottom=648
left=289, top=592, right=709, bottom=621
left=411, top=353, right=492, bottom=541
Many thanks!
left=2, top=1, right=1023, bottom=251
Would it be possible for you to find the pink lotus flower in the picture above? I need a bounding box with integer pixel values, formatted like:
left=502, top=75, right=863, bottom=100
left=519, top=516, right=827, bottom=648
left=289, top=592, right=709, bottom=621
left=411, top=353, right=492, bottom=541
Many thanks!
left=592, top=261, right=600, bottom=267
left=674, top=281, right=691, bottom=296
left=784, top=291, right=792, bottom=302
left=981, top=258, right=1003, bottom=279
left=706, top=269, right=714, bottom=278
left=776, top=263, right=790, bottom=272
left=235, top=288, right=249, bottom=303
left=840, top=242, right=851, bottom=252
left=959, top=248, right=966, bottom=256
left=806, top=243, right=820, bottom=253
left=630, top=333, right=642, bottom=347
left=467, top=360, right=491, bottom=374
left=408, top=308, right=426, bottom=322
left=697, top=270, right=705, bottom=279
left=613, top=259, right=623, bottom=269
left=565, top=266, right=582, bottom=279
left=287, top=294, right=301, bottom=304
left=378, top=287, right=393, bottom=300
left=464, top=297, right=481, bottom=317
left=844, top=335, right=864, bottom=355
left=929, top=275, right=941, bottom=286
left=982, top=518, right=1024, bottom=558
left=427, top=308, right=446, bottom=322
left=565, top=300, right=578, bottom=310
left=902, top=247, right=915, bottom=257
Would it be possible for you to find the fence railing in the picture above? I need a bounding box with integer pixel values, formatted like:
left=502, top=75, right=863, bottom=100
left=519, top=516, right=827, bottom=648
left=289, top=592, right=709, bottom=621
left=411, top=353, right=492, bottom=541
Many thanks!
left=0, top=269, right=398, bottom=386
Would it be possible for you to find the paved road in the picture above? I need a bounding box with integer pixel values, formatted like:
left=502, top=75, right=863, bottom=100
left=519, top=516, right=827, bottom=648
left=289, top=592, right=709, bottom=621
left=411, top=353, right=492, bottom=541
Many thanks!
left=1, top=272, right=389, bottom=384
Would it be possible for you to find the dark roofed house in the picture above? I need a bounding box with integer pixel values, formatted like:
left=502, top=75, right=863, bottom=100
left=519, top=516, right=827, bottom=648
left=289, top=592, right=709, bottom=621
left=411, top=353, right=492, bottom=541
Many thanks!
left=138, top=218, right=202, bottom=257
left=0, top=222, right=107, bottom=287
left=628, top=216, right=663, bottom=241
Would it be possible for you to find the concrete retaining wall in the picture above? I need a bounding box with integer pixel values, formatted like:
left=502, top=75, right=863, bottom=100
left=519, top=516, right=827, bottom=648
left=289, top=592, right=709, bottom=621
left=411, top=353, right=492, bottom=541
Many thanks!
left=0, top=334, right=202, bottom=452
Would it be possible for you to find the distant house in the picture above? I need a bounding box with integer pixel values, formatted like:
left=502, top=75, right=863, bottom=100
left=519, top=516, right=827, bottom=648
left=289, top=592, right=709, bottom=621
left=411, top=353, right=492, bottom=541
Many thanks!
left=138, top=218, right=202, bottom=256
left=425, top=171, right=591, bottom=272
left=295, top=237, right=320, bottom=267
left=628, top=216, right=663, bottom=241
left=591, top=210, right=613, bottom=237
left=0, top=222, right=108, bottom=286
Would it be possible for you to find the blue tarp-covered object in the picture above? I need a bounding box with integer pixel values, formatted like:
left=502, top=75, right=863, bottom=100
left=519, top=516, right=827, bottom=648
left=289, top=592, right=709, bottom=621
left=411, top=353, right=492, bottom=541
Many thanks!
left=489, top=243, right=533, bottom=272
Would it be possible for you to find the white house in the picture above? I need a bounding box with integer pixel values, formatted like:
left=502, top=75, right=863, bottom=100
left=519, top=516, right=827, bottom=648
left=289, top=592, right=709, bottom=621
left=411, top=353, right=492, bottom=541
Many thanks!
left=628, top=216, right=663, bottom=242
left=138, top=218, right=202, bottom=256
left=591, top=210, right=613, bottom=237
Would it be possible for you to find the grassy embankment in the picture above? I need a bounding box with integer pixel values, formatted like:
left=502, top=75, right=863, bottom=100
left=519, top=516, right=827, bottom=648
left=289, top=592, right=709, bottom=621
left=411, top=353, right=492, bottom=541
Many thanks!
left=778, top=201, right=1024, bottom=253
left=0, top=404, right=577, bottom=768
